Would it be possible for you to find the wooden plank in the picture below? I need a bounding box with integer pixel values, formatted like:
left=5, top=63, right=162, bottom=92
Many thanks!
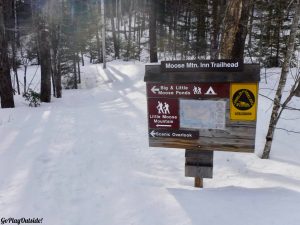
left=145, top=74, right=258, bottom=153
left=149, top=121, right=256, bottom=152
left=149, top=139, right=255, bottom=152
left=186, top=157, right=213, bottom=166
left=185, top=165, right=213, bottom=178
left=199, top=127, right=256, bottom=139
left=146, top=83, right=230, bottom=99
left=186, top=155, right=213, bottom=166
left=197, top=136, right=255, bottom=145
left=147, top=96, right=257, bottom=152
left=144, top=64, right=260, bottom=83
left=185, top=149, right=214, bottom=158
left=185, top=150, right=214, bottom=166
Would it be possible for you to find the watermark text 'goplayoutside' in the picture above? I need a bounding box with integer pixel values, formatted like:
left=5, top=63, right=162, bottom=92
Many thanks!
left=1, top=218, right=43, bottom=225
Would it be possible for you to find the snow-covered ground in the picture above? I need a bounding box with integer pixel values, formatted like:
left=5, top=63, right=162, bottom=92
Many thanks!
left=1, top=61, right=300, bottom=225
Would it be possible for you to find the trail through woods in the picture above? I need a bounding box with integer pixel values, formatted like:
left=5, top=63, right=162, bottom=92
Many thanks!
left=0, top=62, right=300, bottom=225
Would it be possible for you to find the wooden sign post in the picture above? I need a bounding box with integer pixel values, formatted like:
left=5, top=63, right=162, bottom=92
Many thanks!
left=144, top=60, right=260, bottom=188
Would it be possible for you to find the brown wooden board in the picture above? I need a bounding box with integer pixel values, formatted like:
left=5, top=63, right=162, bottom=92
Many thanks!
left=144, top=64, right=260, bottom=83
left=147, top=98, right=179, bottom=129
left=146, top=83, right=230, bottom=98
left=185, top=150, right=213, bottom=166
left=147, top=99, right=257, bottom=152
left=185, top=166, right=213, bottom=178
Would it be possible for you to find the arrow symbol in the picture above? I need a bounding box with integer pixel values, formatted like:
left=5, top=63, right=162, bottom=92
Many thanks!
left=156, top=124, right=171, bottom=127
left=150, top=130, right=156, bottom=137
left=151, top=86, right=159, bottom=94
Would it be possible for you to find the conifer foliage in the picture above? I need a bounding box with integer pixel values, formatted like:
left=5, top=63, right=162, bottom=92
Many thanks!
left=0, top=0, right=299, bottom=108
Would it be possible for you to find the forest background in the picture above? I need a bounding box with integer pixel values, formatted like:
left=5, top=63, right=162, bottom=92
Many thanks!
left=1, top=0, right=300, bottom=157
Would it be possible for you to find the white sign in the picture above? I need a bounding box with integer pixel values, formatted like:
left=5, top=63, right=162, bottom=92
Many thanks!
left=180, top=100, right=226, bottom=129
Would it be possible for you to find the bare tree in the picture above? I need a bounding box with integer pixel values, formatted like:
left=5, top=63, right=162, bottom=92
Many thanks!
left=262, top=1, right=300, bottom=159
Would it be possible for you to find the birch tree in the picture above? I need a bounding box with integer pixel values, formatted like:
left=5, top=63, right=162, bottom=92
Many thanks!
left=262, top=1, right=300, bottom=159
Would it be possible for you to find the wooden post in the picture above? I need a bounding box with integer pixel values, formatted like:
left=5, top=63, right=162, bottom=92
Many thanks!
left=194, top=177, right=203, bottom=188
left=185, top=150, right=213, bottom=188
left=144, top=62, right=260, bottom=188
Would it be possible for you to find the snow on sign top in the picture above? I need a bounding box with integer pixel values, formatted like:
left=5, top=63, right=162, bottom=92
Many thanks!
left=161, top=59, right=243, bottom=72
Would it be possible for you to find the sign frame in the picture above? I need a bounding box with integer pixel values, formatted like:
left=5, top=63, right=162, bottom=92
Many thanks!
left=144, top=63, right=260, bottom=153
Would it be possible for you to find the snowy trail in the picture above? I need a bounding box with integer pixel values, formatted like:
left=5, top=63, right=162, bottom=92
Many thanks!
left=0, top=62, right=300, bottom=225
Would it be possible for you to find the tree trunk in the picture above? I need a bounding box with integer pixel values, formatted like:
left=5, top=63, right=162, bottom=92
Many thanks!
left=13, top=0, right=20, bottom=47
left=73, top=52, right=77, bottom=89
left=116, top=0, right=120, bottom=54
left=50, top=22, right=62, bottom=98
left=125, top=0, right=132, bottom=61
left=110, top=3, right=119, bottom=59
left=133, top=11, right=137, bottom=43
left=262, top=2, right=300, bottom=159
left=195, top=0, right=207, bottom=59
left=12, top=0, right=20, bottom=95
left=210, top=0, right=221, bottom=59
left=274, top=13, right=283, bottom=67
left=51, top=63, right=56, bottom=97
left=172, top=3, right=179, bottom=59
left=56, top=55, right=62, bottom=98
left=184, top=4, right=191, bottom=59
left=39, top=20, right=52, bottom=102
left=24, top=66, right=27, bottom=94
left=219, top=0, right=243, bottom=59
left=247, top=2, right=255, bottom=50
left=101, top=0, right=106, bottom=69
left=231, top=0, right=252, bottom=59
left=31, top=0, right=40, bottom=65
left=149, top=0, right=158, bottom=62
left=81, top=51, right=84, bottom=66
left=0, top=0, right=15, bottom=108
left=96, top=28, right=102, bottom=63
left=96, top=1, right=102, bottom=63
left=77, top=51, right=81, bottom=84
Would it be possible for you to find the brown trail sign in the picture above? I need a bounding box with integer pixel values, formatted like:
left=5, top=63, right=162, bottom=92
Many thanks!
left=144, top=60, right=260, bottom=188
